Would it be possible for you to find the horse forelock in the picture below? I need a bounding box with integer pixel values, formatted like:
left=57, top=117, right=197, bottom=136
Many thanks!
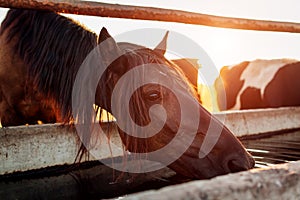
left=0, top=9, right=98, bottom=121
left=127, top=48, right=198, bottom=96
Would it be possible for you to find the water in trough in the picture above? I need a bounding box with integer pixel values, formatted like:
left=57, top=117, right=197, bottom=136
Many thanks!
left=1, top=129, right=300, bottom=199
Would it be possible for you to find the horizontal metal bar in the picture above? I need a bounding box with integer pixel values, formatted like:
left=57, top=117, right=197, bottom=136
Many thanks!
left=0, top=0, right=300, bottom=33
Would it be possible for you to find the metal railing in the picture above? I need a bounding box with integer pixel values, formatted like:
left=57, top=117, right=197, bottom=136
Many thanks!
left=0, top=0, right=300, bottom=33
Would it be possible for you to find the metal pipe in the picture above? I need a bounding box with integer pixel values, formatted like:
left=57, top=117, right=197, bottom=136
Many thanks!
left=0, top=0, right=300, bottom=33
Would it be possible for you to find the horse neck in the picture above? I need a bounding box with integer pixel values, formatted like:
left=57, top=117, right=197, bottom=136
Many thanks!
left=0, top=25, right=26, bottom=106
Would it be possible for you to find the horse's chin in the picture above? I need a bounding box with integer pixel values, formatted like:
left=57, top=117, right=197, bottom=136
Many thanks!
left=168, top=154, right=225, bottom=180
left=167, top=146, right=255, bottom=180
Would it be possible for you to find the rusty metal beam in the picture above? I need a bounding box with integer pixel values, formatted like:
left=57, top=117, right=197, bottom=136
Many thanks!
left=0, top=0, right=300, bottom=33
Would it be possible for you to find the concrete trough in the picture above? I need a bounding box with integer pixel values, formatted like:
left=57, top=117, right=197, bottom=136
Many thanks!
left=1, top=106, right=300, bottom=199
left=1, top=106, right=299, bottom=175
left=120, top=160, right=300, bottom=200
left=217, top=106, right=300, bottom=137
left=0, top=123, right=123, bottom=175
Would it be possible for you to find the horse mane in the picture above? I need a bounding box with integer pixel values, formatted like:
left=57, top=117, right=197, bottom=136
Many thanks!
left=0, top=9, right=98, bottom=121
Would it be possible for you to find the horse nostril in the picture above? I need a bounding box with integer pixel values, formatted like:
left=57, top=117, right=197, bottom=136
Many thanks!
left=227, top=159, right=247, bottom=173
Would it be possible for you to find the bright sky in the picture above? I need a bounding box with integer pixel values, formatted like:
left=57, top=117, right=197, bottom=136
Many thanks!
left=0, top=0, right=299, bottom=73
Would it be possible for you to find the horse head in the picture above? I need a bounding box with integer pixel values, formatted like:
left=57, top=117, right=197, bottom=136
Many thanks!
left=94, top=28, right=254, bottom=179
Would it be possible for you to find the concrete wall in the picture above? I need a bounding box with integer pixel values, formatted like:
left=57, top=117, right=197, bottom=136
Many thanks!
left=120, top=160, right=300, bottom=200
left=0, top=123, right=122, bottom=174
left=1, top=106, right=299, bottom=175
left=218, top=106, right=300, bottom=137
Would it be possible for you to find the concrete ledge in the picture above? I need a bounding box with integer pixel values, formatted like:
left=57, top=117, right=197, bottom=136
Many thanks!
left=120, top=160, right=300, bottom=200
left=216, top=106, right=300, bottom=137
left=0, top=106, right=299, bottom=175
left=0, top=124, right=79, bottom=175
left=0, top=123, right=123, bottom=175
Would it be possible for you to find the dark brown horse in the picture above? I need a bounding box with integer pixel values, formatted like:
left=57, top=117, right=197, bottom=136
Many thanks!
left=0, top=9, right=254, bottom=179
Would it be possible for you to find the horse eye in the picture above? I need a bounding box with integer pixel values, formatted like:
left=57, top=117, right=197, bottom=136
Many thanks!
left=145, top=91, right=161, bottom=101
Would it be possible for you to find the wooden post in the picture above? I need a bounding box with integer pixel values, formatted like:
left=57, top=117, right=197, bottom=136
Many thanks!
left=0, top=0, right=300, bottom=33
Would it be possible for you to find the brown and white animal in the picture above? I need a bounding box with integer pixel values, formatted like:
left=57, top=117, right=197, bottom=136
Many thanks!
left=214, top=59, right=300, bottom=110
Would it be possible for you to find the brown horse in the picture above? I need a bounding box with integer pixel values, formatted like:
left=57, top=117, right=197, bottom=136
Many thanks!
left=0, top=9, right=254, bottom=179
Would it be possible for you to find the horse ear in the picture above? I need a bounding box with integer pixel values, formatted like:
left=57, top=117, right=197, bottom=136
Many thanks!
left=98, top=27, right=113, bottom=44
left=98, top=27, right=122, bottom=53
left=98, top=27, right=127, bottom=82
left=98, top=27, right=123, bottom=65
left=154, top=31, right=169, bottom=55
